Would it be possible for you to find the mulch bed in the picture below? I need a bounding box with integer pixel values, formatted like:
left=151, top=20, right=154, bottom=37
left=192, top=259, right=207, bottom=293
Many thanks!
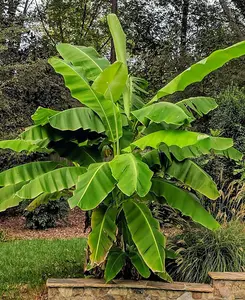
left=0, top=208, right=88, bottom=240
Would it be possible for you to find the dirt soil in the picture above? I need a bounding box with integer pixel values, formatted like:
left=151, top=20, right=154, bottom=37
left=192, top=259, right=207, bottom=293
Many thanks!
left=0, top=208, right=88, bottom=240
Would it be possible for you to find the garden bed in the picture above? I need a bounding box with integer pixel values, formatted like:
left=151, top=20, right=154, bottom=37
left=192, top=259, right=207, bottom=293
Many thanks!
left=0, top=208, right=87, bottom=240
left=47, top=273, right=245, bottom=300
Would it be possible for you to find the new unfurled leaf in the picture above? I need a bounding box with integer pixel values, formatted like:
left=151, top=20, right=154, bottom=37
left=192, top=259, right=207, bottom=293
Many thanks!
left=107, top=14, right=127, bottom=65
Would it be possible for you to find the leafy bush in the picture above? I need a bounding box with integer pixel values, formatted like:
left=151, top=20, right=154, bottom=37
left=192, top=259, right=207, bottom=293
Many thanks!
left=209, top=86, right=245, bottom=152
left=167, top=222, right=245, bottom=283
left=23, top=198, right=69, bottom=230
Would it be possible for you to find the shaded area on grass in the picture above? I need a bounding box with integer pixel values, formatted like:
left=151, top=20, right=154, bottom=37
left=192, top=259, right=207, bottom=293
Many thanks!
left=0, top=238, right=87, bottom=297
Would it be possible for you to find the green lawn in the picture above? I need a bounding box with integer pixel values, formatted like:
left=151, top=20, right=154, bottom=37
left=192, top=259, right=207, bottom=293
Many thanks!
left=0, top=238, right=87, bottom=298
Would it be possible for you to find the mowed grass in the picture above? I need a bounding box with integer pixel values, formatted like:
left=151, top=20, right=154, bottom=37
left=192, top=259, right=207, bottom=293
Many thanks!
left=0, top=238, right=87, bottom=298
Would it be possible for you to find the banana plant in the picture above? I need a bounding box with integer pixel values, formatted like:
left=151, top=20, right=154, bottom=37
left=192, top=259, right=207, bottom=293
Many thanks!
left=0, top=14, right=244, bottom=282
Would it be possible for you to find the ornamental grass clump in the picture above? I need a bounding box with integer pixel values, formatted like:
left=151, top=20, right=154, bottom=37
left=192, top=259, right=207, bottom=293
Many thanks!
left=167, top=222, right=245, bottom=283
left=0, top=14, right=244, bottom=281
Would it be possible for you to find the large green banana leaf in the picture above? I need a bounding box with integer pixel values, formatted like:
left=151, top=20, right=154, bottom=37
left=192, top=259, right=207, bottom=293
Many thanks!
left=20, top=125, right=63, bottom=142
left=50, top=141, right=101, bottom=166
left=124, top=130, right=233, bottom=152
left=128, top=251, right=151, bottom=278
left=176, top=97, right=218, bottom=121
left=0, top=140, right=40, bottom=153
left=31, top=107, right=58, bottom=126
left=49, top=107, right=105, bottom=133
left=132, top=102, right=190, bottom=126
left=68, top=163, right=116, bottom=210
left=0, top=161, right=59, bottom=186
left=142, top=150, right=161, bottom=167
left=166, top=160, right=220, bottom=200
left=157, top=271, right=173, bottom=282
left=17, top=167, right=86, bottom=199
left=88, top=206, right=117, bottom=265
left=110, top=153, right=153, bottom=197
left=151, top=179, right=220, bottom=230
left=123, top=199, right=165, bottom=272
left=170, top=144, right=242, bottom=161
left=49, top=57, right=122, bottom=142
left=150, top=41, right=245, bottom=103
left=124, top=131, right=207, bottom=152
left=92, top=62, right=128, bottom=102
left=26, top=192, right=60, bottom=211
left=214, top=147, right=243, bottom=161
left=104, top=248, right=126, bottom=283
left=56, top=44, right=110, bottom=81
left=0, top=182, right=27, bottom=211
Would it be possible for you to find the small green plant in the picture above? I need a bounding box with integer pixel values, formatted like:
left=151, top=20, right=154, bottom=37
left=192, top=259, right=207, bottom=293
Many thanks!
left=167, top=222, right=245, bottom=283
left=23, top=197, right=69, bottom=230
left=0, top=14, right=244, bottom=282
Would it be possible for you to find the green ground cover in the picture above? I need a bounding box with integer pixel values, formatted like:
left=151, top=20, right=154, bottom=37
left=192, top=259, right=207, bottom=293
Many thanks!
left=0, top=238, right=87, bottom=298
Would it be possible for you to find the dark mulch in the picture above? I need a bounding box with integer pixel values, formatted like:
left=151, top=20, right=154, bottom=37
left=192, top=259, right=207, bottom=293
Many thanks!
left=0, top=207, right=88, bottom=240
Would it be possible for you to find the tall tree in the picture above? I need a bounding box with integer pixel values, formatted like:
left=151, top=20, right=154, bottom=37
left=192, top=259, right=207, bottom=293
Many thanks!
left=180, top=0, right=190, bottom=55
left=219, top=0, right=244, bottom=40
left=110, top=0, right=118, bottom=63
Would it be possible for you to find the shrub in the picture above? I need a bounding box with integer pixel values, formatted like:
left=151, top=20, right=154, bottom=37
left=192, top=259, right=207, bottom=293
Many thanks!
left=23, top=197, right=69, bottom=230
left=209, top=86, right=245, bottom=152
left=167, top=222, right=245, bottom=283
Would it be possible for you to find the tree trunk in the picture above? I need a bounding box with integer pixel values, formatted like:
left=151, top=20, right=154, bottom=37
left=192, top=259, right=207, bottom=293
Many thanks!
left=110, top=0, right=117, bottom=63
left=180, top=0, right=189, bottom=56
